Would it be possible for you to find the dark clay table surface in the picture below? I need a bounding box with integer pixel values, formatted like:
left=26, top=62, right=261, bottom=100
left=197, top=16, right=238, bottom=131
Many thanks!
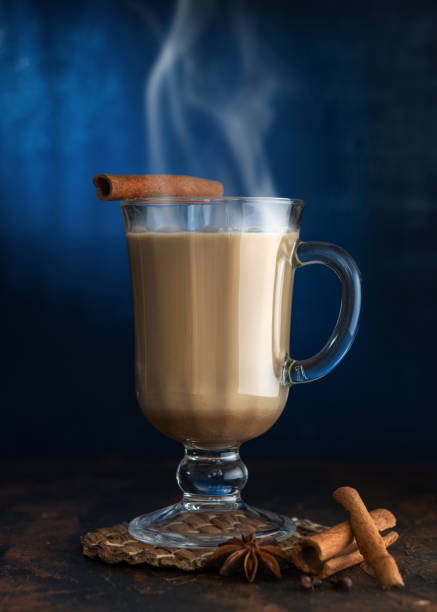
left=1, top=458, right=437, bottom=611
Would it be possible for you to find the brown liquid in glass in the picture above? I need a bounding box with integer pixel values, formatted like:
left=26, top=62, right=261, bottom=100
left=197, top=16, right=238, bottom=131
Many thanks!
left=127, top=231, right=298, bottom=449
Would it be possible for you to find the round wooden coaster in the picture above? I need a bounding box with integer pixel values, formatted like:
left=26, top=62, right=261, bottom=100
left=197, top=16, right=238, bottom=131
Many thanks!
left=81, top=514, right=326, bottom=571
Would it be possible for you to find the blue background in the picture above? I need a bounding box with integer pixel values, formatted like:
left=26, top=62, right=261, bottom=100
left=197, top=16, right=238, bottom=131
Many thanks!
left=1, top=0, right=436, bottom=459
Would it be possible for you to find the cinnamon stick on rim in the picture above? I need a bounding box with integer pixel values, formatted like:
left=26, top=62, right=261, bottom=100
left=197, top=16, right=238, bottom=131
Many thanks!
left=333, top=486, right=404, bottom=590
left=291, top=508, right=397, bottom=578
left=93, top=174, right=224, bottom=201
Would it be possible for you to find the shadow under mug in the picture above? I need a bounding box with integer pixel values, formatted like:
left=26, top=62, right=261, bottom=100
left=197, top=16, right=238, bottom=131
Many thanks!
left=120, top=197, right=362, bottom=548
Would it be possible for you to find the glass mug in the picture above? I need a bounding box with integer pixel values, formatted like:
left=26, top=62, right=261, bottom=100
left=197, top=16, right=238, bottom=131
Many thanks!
left=121, top=197, right=361, bottom=548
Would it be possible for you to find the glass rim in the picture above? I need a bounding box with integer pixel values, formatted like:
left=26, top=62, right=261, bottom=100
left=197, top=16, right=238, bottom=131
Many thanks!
left=121, top=196, right=305, bottom=207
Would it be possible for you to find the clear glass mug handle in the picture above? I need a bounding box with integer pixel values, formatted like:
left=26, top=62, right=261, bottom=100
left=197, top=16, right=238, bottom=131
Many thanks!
left=282, top=241, right=362, bottom=385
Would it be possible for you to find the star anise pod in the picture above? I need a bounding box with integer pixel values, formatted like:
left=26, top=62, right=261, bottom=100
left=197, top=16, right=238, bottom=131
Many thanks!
left=208, top=533, right=289, bottom=583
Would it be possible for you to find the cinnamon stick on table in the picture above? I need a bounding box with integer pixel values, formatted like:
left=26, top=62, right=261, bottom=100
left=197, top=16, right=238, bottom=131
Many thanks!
left=333, top=486, right=404, bottom=590
left=291, top=508, right=398, bottom=578
left=321, top=531, right=399, bottom=579
left=93, top=174, right=224, bottom=201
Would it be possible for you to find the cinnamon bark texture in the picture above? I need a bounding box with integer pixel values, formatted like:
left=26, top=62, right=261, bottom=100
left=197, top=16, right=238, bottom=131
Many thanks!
left=93, top=174, right=224, bottom=201
left=333, top=486, right=404, bottom=590
left=321, top=531, right=398, bottom=579
left=292, top=508, right=396, bottom=574
left=291, top=508, right=397, bottom=578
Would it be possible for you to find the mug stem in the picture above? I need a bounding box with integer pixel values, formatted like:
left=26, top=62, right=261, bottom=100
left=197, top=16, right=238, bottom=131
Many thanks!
left=177, top=446, right=248, bottom=510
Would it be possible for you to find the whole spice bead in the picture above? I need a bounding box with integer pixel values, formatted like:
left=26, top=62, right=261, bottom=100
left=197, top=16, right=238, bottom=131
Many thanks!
left=300, top=575, right=322, bottom=590
left=331, top=575, right=353, bottom=591
left=300, top=575, right=313, bottom=590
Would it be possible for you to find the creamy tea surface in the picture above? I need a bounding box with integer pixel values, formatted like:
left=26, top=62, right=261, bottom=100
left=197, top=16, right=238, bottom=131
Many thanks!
left=127, top=230, right=298, bottom=449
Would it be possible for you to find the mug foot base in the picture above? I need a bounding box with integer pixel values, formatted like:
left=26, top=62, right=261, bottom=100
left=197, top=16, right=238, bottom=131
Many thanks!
left=128, top=502, right=295, bottom=549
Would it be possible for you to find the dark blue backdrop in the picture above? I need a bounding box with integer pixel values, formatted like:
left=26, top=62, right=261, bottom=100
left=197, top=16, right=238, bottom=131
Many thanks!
left=1, top=0, right=436, bottom=459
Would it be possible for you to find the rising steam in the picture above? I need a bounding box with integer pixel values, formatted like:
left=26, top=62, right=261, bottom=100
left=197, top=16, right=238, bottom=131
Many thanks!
left=134, top=0, right=289, bottom=196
